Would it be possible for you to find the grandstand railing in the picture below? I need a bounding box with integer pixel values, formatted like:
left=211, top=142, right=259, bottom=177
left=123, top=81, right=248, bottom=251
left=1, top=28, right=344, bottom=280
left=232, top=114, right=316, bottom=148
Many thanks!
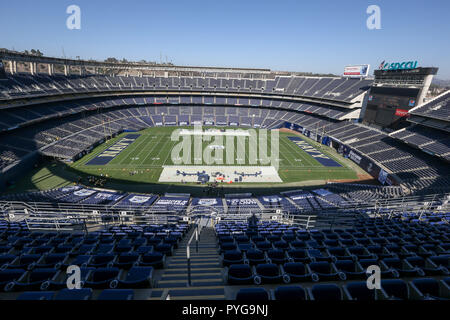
left=1, top=192, right=448, bottom=231
left=24, top=216, right=89, bottom=233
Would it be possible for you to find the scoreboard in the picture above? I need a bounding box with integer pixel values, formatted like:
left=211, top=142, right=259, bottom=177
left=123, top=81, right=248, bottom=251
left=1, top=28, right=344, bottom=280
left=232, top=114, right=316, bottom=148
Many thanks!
left=363, top=86, right=420, bottom=129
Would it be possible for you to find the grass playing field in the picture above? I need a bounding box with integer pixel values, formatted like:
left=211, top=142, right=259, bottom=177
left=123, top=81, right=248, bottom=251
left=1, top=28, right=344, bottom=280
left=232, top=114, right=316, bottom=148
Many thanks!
left=7, top=127, right=367, bottom=195
left=71, top=127, right=356, bottom=182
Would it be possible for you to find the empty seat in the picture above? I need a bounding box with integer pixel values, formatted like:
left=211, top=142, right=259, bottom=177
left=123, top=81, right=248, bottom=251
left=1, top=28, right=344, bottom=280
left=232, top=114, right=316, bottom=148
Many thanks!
left=334, top=260, right=366, bottom=280
left=139, top=252, right=165, bottom=269
left=16, top=291, right=55, bottom=300
left=287, top=249, right=312, bottom=263
left=95, top=244, right=114, bottom=254
left=6, top=254, right=40, bottom=270
left=154, top=243, right=173, bottom=256
left=110, top=266, right=153, bottom=289
left=381, top=279, right=409, bottom=300
left=0, top=269, right=26, bottom=291
left=97, top=289, right=134, bottom=300
left=43, top=267, right=95, bottom=290
left=245, top=249, right=266, bottom=265
left=222, top=250, right=244, bottom=267
left=382, top=258, right=424, bottom=277
left=282, top=262, right=318, bottom=282
left=273, top=285, right=307, bottom=301
left=344, top=281, right=377, bottom=300
left=411, top=278, right=448, bottom=300
left=227, top=264, right=254, bottom=285
left=84, top=267, right=120, bottom=289
left=88, top=254, right=116, bottom=268
left=310, top=284, right=342, bottom=301
left=327, top=247, right=351, bottom=260
left=36, top=253, right=68, bottom=269
left=254, top=263, right=284, bottom=284
left=113, top=253, right=139, bottom=270
left=267, top=249, right=288, bottom=265
left=236, top=288, right=269, bottom=301
left=136, top=245, right=153, bottom=255
left=308, top=249, right=334, bottom=262
left=255, top=241, right=272, bottom=252
left=7, top=268, right=60, bottom=291
left=54, top=288, right=93, bottom=300
left=309, top=261, right=346, bottom=281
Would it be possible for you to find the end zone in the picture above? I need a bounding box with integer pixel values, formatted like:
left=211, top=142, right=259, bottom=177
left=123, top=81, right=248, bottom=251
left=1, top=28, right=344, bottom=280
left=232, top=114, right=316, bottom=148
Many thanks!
left=158, top=166, right=283, bottom=183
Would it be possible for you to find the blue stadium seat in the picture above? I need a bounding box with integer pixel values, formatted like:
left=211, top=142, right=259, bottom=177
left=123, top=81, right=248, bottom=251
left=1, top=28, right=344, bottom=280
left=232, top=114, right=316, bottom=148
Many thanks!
left=88, top=253, right=116, bottom=268
left=7, top=268, right=60, bottom=291
left=282, top=262, right=318, bottom=282
left=84, top=267, right=120, bottom=289
left=254, top=263, right=286, bottom=284
left=110, top=266, right=153, bottom=289
left=245, top=249, right=266, bottom=265
left=139, top=252, right=165, bottom=269
left=43, top=267, right=95, bottom=290
left=344, top=281, right=379, bottom=300
left=308, top=261, right=346, bottom=281
left=310, top=284, right=342, bottom=301
left=267, top=249, right=288, bottom=265
left=154, top=243, right=173, bottom=256
left=54, top=288, right=93, bottom=300
left=333, top=260, right=366, bottom=280
left=16, top=291, right=55, bottom=300
left=95, top=244, right=114, bottom=254
left=222, top=250, right=244, bottom=267
left=227, top=264, right=254, bottom=285
left=6, top=254, right=41, bottom=270
left=255, top=241, right=273, bottom=252
left=136, top=245, right=154, bottom=255
left=97, top=289, right=134, bottom=300
left=35, top=253, right=69, bottom=269
left=113, top=252, right=139, bottom=269
left=0, top=269, right=26, bottom=292
left=410, top=278, right=450, bottom=300
left=273, top=285, right=307, bottom=301
left=381, top=279, right=409, bottom=300
left=236, top=288, right=269, bottom=301
left=287, top=249, right=312, bottom=263
left=382, top=258, right=425, bottom=277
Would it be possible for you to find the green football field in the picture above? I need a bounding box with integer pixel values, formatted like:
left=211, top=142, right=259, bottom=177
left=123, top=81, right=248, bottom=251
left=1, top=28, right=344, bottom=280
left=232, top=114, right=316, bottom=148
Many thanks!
left=9, top=127, right=365, bottom=195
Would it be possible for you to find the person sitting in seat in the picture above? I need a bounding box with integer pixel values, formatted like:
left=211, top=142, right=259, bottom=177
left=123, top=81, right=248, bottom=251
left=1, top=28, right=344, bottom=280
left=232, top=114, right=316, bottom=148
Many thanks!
left=248, top=213, right=259, bottom=229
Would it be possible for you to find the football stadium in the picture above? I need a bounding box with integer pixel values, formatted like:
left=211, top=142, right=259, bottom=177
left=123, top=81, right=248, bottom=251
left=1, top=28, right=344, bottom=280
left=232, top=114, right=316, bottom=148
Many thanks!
left=0, top=1, right=448, bottom=311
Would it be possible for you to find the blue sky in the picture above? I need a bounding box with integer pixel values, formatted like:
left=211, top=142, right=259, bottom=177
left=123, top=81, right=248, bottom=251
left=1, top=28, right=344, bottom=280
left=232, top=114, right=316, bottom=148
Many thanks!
left=1, top=0, right=449, bottom=78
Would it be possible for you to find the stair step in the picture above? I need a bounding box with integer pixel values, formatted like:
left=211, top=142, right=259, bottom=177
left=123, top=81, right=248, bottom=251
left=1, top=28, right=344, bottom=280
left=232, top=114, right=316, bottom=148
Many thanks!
left=170, top=258, right=220, bottom=262
left=168, top=263, right=220, bottom=268
left=168, top=287, right=225, bottom=297
left=191, top=280, right=224, bottom=286
left=169, top=295, right=225, bottom=300
left=162, top=274, right=222, bottom=281
left=164, top=268, right=222, bottom=274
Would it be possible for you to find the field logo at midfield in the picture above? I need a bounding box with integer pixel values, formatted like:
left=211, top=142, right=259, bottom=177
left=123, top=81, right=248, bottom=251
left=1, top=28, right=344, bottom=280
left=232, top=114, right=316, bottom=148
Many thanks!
left=170, top=125, right=279, bottom=170
left=288, top=137, right=341, bottom=167
left=86, top=134, right=140, bottom=165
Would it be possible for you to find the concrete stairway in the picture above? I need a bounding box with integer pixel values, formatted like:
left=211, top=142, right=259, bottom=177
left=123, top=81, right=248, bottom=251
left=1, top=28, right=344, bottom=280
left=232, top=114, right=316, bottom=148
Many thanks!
left=153, top=226, right=226, bottom=300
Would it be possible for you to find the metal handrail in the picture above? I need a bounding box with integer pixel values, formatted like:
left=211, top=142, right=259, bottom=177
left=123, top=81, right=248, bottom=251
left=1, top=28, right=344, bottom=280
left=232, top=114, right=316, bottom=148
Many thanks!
left=186, top=220, right=201, bottom=286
